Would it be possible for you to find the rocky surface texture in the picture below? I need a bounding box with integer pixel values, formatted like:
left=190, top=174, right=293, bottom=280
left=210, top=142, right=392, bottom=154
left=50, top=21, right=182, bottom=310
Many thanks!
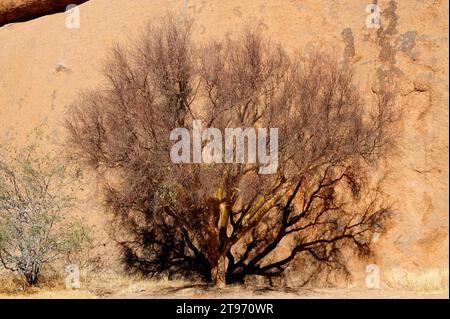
left=0, top=0, right=448, bottom=283
left=0, top=0, right=88, bottom=27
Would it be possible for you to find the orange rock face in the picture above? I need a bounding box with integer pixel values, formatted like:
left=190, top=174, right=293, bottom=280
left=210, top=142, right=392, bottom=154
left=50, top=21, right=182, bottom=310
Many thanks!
left=0, top=0, right=448, bottom=284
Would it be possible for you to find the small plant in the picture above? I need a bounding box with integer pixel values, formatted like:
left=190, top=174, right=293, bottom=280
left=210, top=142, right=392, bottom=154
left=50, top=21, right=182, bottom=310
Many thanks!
left=0, top=146, right=91, bottom=286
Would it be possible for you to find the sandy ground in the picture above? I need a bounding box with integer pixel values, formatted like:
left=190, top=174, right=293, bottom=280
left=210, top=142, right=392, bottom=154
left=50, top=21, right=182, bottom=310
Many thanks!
left=1, top=282, right=448, bottom=299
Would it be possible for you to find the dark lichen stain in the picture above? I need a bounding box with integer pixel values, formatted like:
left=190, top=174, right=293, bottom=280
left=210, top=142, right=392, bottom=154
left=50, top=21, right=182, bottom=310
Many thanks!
left=375, top=0, right=403, bottom=96
left=397, top=31, right=417, bottom=57
left=341, top=28, right=356, bottom=65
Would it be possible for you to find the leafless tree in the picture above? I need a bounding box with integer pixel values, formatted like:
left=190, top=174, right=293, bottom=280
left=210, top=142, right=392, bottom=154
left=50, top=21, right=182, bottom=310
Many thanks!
left=66, top=16, right=397, bottom=287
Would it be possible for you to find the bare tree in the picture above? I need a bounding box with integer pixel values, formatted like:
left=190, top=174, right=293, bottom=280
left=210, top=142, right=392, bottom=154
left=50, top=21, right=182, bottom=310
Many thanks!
left=0, top=146, right=91, bottom=286
left=66, top=16, right=397, bottom=287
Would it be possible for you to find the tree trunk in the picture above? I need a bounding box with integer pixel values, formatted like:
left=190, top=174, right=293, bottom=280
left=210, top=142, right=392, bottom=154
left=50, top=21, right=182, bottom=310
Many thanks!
left=211, top=255, right=227, bottom=287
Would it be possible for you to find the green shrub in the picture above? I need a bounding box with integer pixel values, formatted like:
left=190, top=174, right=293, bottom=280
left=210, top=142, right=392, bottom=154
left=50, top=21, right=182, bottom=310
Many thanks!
left=0, top=146, right=91, bottom=286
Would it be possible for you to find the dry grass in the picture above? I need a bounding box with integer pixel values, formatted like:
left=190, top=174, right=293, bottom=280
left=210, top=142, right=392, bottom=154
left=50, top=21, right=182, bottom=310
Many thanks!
left=0, top=289, right=96, bottom=299
left=384, top=267, right=449, bottom=292
left=77, top=270, right=191, bottom=297
left=0, top=273, right=25, bottom=294
left=0, top=270, right=91, bottom=298
left=1, top=268, right=448, bottom=299
left=0, top=272, right=61, bottom=293
left=0, top=268, right=187, bottom=297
